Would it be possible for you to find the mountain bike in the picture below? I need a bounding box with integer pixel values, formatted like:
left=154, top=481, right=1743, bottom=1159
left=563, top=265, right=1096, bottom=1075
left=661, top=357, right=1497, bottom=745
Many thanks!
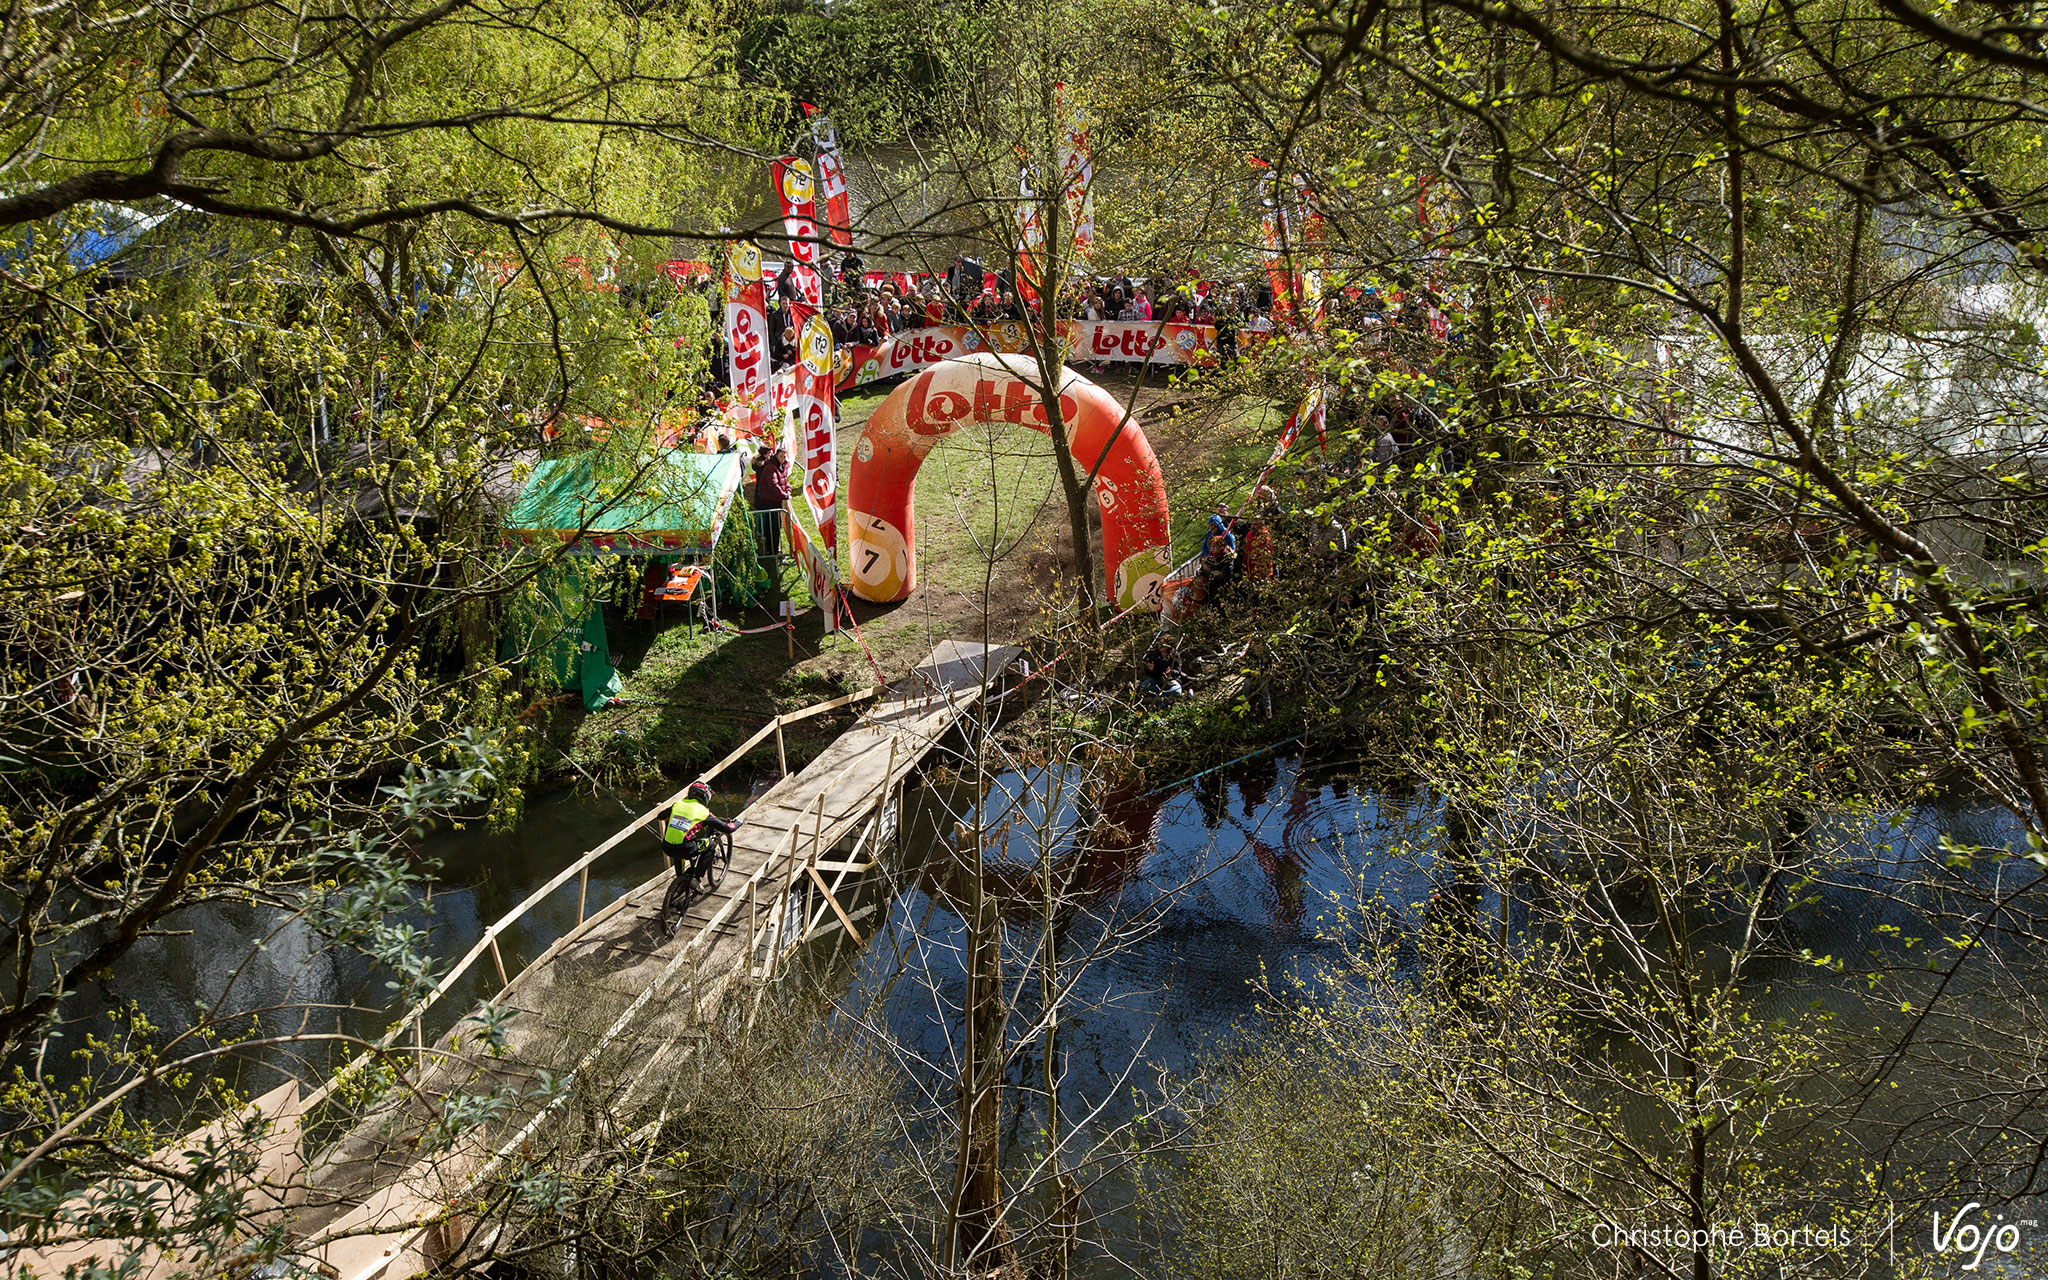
left=657, top=824, right=736, bottom=939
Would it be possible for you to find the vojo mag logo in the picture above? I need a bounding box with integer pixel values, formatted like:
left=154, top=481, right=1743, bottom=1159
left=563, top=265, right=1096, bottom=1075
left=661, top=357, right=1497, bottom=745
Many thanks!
left=1932, top=1204, right=2036, bottom=1270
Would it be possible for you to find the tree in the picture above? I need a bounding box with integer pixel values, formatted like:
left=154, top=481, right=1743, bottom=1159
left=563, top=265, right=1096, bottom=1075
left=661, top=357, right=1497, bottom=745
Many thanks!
left=0, top=0, right=776, bottom=1266
left=1149, top=0, right=2048, bottom=1267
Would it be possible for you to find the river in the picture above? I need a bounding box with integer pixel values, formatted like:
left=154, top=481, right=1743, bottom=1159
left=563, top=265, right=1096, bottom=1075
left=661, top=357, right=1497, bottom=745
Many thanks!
left=59, top=747, right=2048, bottom=1277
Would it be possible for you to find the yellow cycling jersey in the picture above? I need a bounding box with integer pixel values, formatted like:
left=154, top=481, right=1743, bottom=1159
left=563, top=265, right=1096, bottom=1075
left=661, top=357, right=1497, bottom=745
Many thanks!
left=662, top=798, right=713, bottom=845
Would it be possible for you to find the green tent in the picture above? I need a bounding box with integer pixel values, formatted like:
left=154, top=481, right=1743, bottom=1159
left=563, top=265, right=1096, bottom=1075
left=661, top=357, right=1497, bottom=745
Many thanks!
left=500, top=559, right=623, bottom=711
left=504, top=449, right=743, bottom=557
left=502, top=450, right=743, bottom=710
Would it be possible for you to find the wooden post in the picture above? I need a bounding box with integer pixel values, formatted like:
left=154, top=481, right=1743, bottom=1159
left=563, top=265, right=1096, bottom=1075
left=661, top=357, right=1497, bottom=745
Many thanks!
left=748, top=878, right=759, bottom=976
left=576, top=866, right=589, bottom=925
left=776, top=719, right=788, bottom=776
left=778, top=822, right=803, bottom=969
left=490, top=935, right=509, bottom=989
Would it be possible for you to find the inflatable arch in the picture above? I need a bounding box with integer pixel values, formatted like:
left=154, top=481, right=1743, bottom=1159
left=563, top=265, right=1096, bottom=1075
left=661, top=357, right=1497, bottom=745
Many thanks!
left=846, top=353, right=1173, bottom=610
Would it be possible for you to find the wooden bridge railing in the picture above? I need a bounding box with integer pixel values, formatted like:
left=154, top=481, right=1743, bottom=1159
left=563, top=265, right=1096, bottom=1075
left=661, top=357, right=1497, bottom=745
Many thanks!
left=316, top=706, right=925, bottom=1280
left=302, top=684, right=880, bottom=1113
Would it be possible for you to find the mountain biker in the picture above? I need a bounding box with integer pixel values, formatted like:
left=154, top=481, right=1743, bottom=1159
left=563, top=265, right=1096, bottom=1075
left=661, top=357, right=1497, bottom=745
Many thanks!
left=660, top=781, right=739, bottom=885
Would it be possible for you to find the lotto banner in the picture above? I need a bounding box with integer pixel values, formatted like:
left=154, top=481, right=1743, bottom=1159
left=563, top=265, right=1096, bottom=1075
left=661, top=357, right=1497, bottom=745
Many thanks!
left=810, top=115, right=853, bottom=250
left=833, top=321, right=1219, bottom=391
left=789, top=303, right=839, bottom=550
left=1069, top=319, right=1218, bottom=366
left=771, top=157, right=824, bottom=305
left=785, top=501, right=840, bottom=633
left=723, top=241, right=771, bottom=405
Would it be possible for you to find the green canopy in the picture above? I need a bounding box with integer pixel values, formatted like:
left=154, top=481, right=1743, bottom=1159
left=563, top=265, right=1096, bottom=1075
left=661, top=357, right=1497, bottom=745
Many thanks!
left=504, top=449, right=743, bottom=557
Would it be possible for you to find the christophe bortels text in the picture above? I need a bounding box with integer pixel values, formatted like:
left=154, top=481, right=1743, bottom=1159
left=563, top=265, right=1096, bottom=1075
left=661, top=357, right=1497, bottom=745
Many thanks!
left=1590, top=1224, right=1852, bottom=1251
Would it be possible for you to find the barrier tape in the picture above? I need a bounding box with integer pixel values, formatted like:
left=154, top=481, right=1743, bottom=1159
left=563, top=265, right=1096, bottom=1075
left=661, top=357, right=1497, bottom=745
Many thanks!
left=709, top=617, right=795, bottom=637
left=831, top=587, right=892, bottom=689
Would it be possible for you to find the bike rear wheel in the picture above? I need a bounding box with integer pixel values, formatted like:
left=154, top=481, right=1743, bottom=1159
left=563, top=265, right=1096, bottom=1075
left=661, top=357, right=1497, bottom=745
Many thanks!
left=657, top=871, right=690, bottom=937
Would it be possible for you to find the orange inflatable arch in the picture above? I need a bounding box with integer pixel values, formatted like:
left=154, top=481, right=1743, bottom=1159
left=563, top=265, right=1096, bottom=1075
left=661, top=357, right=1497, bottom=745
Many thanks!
left=846, top=353, right=1173, bottom=610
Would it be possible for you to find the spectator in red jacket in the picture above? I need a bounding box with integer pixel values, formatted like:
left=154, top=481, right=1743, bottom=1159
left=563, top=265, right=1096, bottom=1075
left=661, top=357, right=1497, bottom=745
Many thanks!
left=752, top=443, right=792, bottom=561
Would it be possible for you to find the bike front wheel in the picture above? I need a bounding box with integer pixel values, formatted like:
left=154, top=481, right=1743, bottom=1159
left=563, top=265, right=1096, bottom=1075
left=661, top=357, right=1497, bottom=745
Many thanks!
left=699, top=832, right=732, bottom=894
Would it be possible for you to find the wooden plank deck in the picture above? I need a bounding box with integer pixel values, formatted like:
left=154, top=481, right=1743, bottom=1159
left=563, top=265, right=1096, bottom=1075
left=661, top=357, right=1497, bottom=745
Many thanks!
left=287, top=640, right=1022, bottom=1276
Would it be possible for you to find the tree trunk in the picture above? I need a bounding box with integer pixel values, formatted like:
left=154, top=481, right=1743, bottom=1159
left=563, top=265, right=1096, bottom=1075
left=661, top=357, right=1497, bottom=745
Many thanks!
left=952, top=827, right=1008, bottom=1272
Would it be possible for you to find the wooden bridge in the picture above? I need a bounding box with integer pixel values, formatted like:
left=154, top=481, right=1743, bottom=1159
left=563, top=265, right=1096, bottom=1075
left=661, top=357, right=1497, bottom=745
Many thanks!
left=12, top=640, right=1022, bottom=1280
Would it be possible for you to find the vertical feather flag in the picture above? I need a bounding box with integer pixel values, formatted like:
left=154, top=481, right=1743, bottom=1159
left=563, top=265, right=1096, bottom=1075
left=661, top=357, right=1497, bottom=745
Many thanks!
left=771, top=157, right=825, bottom=305
left=1251, top=158, right=1294, bottom=326
left=722, top=241, right=770, bottom=406
left=1016, top=161, right=1044, bottom=306
left=788, top=302, right=839, bottom=551
left=785, top=499, right=840, bottom=633
left=1056, top=85, right=1094, bottom=259
left=809, top=113, right=854, bottom=250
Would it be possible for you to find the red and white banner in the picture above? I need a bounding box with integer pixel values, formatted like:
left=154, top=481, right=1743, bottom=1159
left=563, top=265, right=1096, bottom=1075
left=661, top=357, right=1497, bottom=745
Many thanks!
left=1268, top=381, right=1327, bottom=467
left=832, top=320, right=1220, bottom=391
left=1056, top=87, right=1094, bottom=258
left=1071, top=319, right=1216, bottom=365
left=785, top=501, right=840, bottom=633
left=662, top=259, right=712, bottom=287
left=810, top=115, right=853, bottom=250
left=722, top=241, right=771, bottom=406
left=789, top=303, right=839, bottom=550
left=1017, top=163, right=1044, bottom=306
left=862, top=271, right=923, bottom=294
left=771, top=157, right=824, bottom=305
left=1254, top=163, right=1295, bottom=327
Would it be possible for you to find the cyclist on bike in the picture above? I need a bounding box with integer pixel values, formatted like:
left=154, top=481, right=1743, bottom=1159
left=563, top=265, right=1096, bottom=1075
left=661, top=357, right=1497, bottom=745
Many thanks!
left=660, top=781, right=739, bottom=887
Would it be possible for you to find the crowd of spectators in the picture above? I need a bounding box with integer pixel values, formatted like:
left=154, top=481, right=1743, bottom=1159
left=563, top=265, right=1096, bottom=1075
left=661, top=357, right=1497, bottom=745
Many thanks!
left=702, top=253, right=1283, bottom=386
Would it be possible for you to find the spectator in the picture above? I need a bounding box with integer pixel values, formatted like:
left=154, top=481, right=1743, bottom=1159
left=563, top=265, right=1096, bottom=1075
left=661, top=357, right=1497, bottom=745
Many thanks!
left=752, top=443, right=791, bottom=560
left=1206, top=509, right=1239, bottom=556
left=1215, top=295, right=1239, bottom=364
left=1139, top=639, right=1185, bottom=704
left=1135, top=289, right=1154, bottom=321
left=1372, top=419, right=1399, bottom=466
left=1199, top=531, right=1239, bottom=599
